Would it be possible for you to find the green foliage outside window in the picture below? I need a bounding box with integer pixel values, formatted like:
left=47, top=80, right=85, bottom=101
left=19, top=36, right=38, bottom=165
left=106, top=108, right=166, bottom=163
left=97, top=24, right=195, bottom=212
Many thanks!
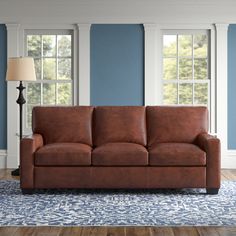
left=163, top=33, right=208, bottom=106
left=26, top=34, right=72, bottom=128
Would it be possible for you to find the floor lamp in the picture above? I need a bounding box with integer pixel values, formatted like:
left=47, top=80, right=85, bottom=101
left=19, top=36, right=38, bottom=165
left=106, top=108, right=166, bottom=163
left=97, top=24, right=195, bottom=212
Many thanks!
left=6, top=57, right=36, bottom=176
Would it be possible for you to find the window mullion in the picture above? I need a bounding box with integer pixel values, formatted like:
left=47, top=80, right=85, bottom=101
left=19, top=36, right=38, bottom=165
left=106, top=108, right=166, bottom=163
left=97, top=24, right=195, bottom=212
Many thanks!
left=192, top=34, right=194, bottom=105
left=177, top=34, right=180, bottom=105
left=56, top=34, right=58, bottom=105
left=40, top=35, right=43, bottom=106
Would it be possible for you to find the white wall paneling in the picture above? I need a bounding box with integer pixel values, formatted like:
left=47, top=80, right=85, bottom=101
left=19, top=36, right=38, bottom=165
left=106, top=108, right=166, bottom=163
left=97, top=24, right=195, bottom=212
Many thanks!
left=224, top=150, right=236, bottom=169
left=6, top=24, right=20, bottom=169
left=215, top=24, right=229, bottom=168
left=77, top=24, right=91, bottom=105
left=144, top=24, right=160, bottom=105
left=0, top=150, right=7, bottom=169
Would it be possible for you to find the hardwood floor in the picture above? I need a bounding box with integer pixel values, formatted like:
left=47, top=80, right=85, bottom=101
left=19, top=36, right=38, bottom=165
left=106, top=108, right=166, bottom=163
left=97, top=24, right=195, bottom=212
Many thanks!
left=0, top=169, right=236, bottom=236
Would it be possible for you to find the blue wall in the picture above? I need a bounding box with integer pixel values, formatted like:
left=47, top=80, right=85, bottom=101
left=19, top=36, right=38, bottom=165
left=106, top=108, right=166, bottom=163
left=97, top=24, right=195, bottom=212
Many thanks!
left=228, top=24, right=236, bottom=149
left=0, top=25, right=7, bottom=149
left=90, top=24, right=144, bottom=106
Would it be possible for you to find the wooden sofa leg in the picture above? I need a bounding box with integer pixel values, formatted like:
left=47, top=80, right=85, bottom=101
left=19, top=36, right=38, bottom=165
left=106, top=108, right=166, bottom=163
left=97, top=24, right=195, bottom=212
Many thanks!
left=206, top=188, right=219, bottom=194
left=22, top=189, right=34, bottom=194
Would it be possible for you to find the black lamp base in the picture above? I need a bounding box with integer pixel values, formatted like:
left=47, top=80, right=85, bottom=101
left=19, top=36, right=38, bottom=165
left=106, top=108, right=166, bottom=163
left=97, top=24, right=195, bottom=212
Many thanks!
left=13, top=81, right=25, bottom=178
left=11, top=167, right=20, bottom=176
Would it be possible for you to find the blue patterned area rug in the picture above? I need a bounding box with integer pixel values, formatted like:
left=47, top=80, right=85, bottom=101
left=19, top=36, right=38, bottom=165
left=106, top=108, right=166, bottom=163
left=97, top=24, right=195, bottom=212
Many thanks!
left=0, top=180, right=236, bottom=226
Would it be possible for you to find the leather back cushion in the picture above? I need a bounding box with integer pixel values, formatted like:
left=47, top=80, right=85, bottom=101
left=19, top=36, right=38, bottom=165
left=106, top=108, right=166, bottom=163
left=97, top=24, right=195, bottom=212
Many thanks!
left=94, top=106, right=147, bottom=146
left=33, top=106, right=94, bottom=146
left=147, top=106, right=208, bottom=146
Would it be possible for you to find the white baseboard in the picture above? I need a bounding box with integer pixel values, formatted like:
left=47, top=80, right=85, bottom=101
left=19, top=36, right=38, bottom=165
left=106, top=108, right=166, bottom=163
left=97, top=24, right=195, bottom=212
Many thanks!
left=222, top=150, right=236, bottom=169
left=0, top=150, right=7, bottom=169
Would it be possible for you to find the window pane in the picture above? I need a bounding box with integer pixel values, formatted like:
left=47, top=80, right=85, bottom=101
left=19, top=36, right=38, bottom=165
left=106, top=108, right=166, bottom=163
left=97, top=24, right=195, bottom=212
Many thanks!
left=34, top=59, right=41, bottom=80
left=26, top=105, right=35, bottom=129
left=43, top=35, right=56, bottom=57
left=43, top=58, right=56, bottom=80
left=194, top=58, right=207, bottom=80
left=179, top=58, right=192, bottom=80
left=163, top=35, right=177, bottom=57
left=57, top=83, right=72, bottom=105
left=27, top=83, right=41, bottom=104
left=58, top=35, right=71, bottom=57
left=163, top=58, right=177, bottom=80
left=194, top=34, right=207, bottom=58
left=27, top=35, right=41, bottom=57
left=58, top=59, right=71, bottom=80
left=179, top=83, right=192, bottom=104
left=162, top=32, right=209, bottom=111
left=179, top=35, right=192, bottom=57
left=25, top=31, right=73, bottom=133
left=163, top=83, right=177, bottom=105
left=43, top=83, right=56, bottom=105
left=194, top=83, right=208, bottom=105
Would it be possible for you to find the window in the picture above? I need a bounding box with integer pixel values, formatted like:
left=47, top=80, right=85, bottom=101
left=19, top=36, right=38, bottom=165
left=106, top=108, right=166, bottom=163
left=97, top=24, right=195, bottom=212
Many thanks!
left=162, top=30, right=209, bottom=107
left=24, top=30, right=74, bottom=129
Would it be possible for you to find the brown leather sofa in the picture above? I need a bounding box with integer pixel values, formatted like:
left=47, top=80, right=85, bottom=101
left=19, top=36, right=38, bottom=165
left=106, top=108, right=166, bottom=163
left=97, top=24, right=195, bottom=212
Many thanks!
left=20, top=106, right=221, bottom=194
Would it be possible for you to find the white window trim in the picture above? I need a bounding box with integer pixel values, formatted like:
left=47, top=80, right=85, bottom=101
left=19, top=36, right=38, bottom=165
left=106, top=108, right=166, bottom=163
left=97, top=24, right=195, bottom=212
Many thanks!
left=215, top=23, right=229, bottom=167
left=162, top=27, right=216, bottom=134
left=6, top=23, right=20, bottom=169
left=23, top=29, right=75, bottom=134
left=77, top=24, right=91, bottom=105
left=144, top=24, right=216, bottom=131
left=144, top=24, right=160, bottom=105
left=144, top=23, right=229, bottom=166
left=6, top=23, right=91, bottom=168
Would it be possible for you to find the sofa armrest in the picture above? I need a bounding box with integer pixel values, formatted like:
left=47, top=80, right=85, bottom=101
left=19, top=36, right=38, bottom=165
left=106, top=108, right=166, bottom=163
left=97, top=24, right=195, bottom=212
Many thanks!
left=20, top=134, right=43, bottom=189
left=196, top=133, right=221, bottom=188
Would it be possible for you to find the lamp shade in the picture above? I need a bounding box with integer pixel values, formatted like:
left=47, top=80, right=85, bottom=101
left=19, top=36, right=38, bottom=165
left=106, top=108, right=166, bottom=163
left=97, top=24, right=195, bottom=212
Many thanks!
left=6, top=57, right=36, bottom=82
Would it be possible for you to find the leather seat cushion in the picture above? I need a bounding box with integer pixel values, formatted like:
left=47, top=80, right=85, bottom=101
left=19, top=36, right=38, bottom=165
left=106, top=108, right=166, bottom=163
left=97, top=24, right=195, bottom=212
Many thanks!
left=149, top=143, right=206, bottom=166
left=92, top=143, right=148, bottom=166
left=35, top=143, right=92, bottom=166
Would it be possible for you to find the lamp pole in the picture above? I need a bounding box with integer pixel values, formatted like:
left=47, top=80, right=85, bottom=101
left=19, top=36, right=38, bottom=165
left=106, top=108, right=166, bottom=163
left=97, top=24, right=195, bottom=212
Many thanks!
left=6, top=57, right=36, bottom=177
left=11, top=81, right=26, bottom=176
left=16, top=81, right=26, bottom=140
